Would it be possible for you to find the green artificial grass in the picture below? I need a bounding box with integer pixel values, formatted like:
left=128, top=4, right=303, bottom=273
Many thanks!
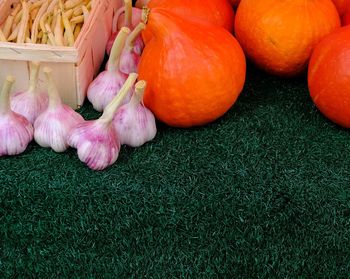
left=1, top=64, right=350, bottom=278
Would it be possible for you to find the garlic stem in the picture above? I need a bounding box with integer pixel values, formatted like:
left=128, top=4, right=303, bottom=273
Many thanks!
left=43, top=67, right=62, bottom=108
left=100, top=73, right=138, bottom=123
left=108, top=27, right=130, bottom=71
left=28, top=62, right=40, bottom=92
left=0, top=75, right=15, bottom=114
left=124, top=0, right=132, bottom=28
left=130, top=80, right=146, bottom=108
left=126, top=22, right=145, bottom=50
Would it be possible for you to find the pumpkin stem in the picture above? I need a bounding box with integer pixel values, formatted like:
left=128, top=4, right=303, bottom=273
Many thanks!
left=141, top=7, right=150, bottom=24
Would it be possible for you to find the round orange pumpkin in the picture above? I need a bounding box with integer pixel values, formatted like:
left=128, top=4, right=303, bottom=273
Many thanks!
left=234, top=0, right=341, bottom=76
left=151, top=0, right=235, bottom=32
left=138, top=9, right=246, bottom=128
left=137, top=0, right=235, bottom=32
left=308, top=26, right=350, bottom=128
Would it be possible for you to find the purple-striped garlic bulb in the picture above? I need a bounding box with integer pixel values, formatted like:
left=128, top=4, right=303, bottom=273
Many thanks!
left=120, top=23, right=145, bottom=74
left=68, top=73, right=138, bottom=171
left=11, top=62, right=48, bottom=124
left=113, top=80, right=156, bottom=147
left=0, top=75, right=34, bottom=156
left=87, top=27, right=131, bottom=112
left=34, top=67, right=84, bottom=152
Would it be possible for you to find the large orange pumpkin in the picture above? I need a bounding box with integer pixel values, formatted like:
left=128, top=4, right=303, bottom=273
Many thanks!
left=234, top=0, right=341, bottom=76
left=331, top=0, right=350, bottom=16
left=136, top=0, right=235, bottom=32
left=138, top=9, right=246, bottom=128
left=308, top=26, right=350, bottom=128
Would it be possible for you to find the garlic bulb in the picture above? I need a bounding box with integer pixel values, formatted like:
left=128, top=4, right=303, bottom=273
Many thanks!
left=11, top=62, right=48, bottom=124
left=87, top=27, right=131, bottom=112
left=133, top=35, right=145, bottom=56
left=68, top=73, right=138, bottom=171
left=0, top=76, right=34, bottom=156
left=34, top=67, right=84, bottom=152
left=106, top=0, right=143, bottom=55
left=113, top=80, right=157, bottom=147
left=120, top=23, right=145, bottom=74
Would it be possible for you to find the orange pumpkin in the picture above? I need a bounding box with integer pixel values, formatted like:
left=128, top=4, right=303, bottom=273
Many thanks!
left=234, top=0, right=341, bottom=76
left=145, top=0, right=235, bottom=33
left=308, top=26, right=350, bottom=128
left=138, top=9, right=246, bottom=128
left=229, top=0, right=241, bottom=7
left=331, top=0, right=350, bottom=16
left=343, top=10, right=350, bottom=25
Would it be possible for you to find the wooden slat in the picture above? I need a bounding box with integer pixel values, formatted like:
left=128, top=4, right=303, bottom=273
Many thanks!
left=0, top=42, right=78, bottom=63
left=76, top=47, right=94, bottom=106
left=0, top=60, right=29, bottom=93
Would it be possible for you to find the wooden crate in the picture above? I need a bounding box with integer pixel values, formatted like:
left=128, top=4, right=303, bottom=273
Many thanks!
left=0, top=0, right=122, bottom=109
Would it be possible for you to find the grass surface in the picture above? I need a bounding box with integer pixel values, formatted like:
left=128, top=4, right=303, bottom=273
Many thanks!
left=1, top=64, right=350, bottom=278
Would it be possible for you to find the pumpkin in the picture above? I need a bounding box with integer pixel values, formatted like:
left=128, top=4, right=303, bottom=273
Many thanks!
left=331, top=0, right=350, bottom=16
left=308, top=26, right=350, bottom=128
left=229, top=0, right=241, bottom=7
left=234, top=0, right=341, bottom=76
left=342, top=10, right=350, bottom=25
left=138, top=9, right=246, bottom=128
left=137, top=0, right=235, bottom=32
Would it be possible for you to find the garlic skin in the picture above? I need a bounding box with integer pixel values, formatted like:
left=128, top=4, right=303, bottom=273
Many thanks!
left=0, top=76, right=34, bottom=157
left=11, top=62, right=48, bottom=124
left=87, top=70, right=128, bottom=112
left=120, top=23, right=145, bottom=74
left=68, top=73, right=138, bottom=171
left=113, top=80, right=157, bottom=147
left=133, top=35, right=145, bottom=56
left=11, top=91, right=48, bottom=124
left=120, top=49, right=140, bottom=74
left=34, top=67, right=84, bottom=153
left=87, top=27, right=131, bottom=112
left=68, top=120, right=121, bottom=170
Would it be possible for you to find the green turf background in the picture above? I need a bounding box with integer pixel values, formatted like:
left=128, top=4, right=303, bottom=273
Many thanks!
left=1, top=64, right=350, bottom=278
